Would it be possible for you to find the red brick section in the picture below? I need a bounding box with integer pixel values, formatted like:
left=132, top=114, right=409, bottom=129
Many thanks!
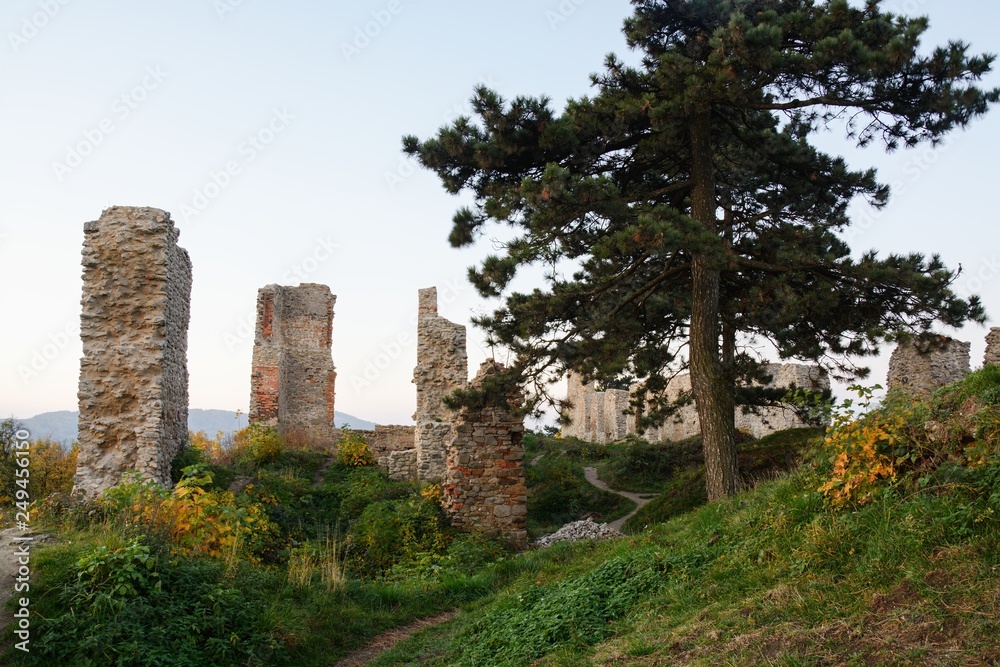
left=253, top=366, right=280, bottom=422
left=260, top=294, right=274, bottom=341
left=442, top=361, right=527, bottom=550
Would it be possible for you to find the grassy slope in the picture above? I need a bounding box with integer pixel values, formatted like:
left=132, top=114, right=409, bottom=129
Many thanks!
left=365, top=463, right=1000, bottom=666
left=363, top=374, right=1000, bottom=666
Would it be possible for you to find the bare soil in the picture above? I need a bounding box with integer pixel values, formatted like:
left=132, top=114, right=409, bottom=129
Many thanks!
left=333, top=610, right=459, bottom=667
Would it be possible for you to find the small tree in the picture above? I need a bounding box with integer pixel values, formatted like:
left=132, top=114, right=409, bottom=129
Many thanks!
left=405, top=0, right=997, bottom=500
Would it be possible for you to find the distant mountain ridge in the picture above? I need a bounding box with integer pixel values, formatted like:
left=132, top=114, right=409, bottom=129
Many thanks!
left=15, top=410, right=376, bottom=444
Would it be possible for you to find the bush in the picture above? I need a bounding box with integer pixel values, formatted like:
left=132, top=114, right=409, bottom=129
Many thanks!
left=229, top=422, right=284, bottom=468
left=24, top=539, right=289, bottom=666
left=346, top=495, right=451, bottom=578
left=99, top=466, right=277, bottom=563
left=337, top=429, right=376, bottom=467
left=337, top=466, right=411, bottom=525
left=820, top=372, right=1000, bottom=507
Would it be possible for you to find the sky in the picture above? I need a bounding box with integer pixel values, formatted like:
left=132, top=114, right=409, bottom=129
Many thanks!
left=1, top=0, right=998, bottom=427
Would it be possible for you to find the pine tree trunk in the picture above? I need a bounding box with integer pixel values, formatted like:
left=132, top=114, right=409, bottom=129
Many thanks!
left=689, top=111, right=740, bottom=502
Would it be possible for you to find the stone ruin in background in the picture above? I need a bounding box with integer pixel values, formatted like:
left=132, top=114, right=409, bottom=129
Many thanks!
left=249, top=283, right=338, bottom=444
left=982, top=328, right=1000, bottom=369
left=442, top=361, right=528, bottom=550
left=886, top=334, right=972, bottom=400
left=74, top=207, right=192, bottom=496
left=563, top=363, right=830, bottom=444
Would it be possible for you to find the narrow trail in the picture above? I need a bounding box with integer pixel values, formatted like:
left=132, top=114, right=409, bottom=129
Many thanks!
left=333, top=610, right=459, bottom=667
left=312, top=456, right=334, bottom=489
left=0, top=528, right=54, bottom=632
left=583, top=467, right=658, bottom=532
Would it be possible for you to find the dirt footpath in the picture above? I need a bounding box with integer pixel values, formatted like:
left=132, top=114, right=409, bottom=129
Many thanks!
left=0, top=527, right=54, bottom=632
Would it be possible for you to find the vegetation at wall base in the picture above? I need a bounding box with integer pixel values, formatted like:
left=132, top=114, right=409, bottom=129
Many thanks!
left=4, top=367, right=999, bottom=665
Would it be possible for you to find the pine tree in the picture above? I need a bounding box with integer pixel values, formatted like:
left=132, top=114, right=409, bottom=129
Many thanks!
left=403, top=0, right=997, bottom=501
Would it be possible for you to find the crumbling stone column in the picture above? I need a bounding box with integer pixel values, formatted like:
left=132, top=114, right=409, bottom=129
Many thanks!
left=249, top=284, right=338, bottom=444
left=562, top=372, right=593, bottom=440
left=984, top=328, right=1000, bottom=367
left=413, top=287, right=467, bottom=481
left=887, top=335, right=971, bottom=400
left=442, top=361, right=527, bottom=549
left=74, top=207, right=192, bottom=496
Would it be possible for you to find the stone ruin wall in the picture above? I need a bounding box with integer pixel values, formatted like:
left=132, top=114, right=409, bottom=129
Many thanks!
left=442, top=362, right=527, bottom=549
left=249, top=284, right=338, bottom=445
left=354, top=425, right=417, bottom=481
left=75, top=207, right=192, bottom=496
left=886, top=335, right=971, bottom=400
left=412, top=287, right=468, bottom=482
left=984, top=328, right=1000, bottom=367
left=564, top=363, right=829, bottom=444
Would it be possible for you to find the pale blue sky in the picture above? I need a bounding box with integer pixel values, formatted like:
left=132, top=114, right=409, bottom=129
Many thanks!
left=2, top=1, right=998, bottom=425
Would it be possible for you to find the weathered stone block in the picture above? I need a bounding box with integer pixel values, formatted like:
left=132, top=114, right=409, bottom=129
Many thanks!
left=413, top=287, right=467, bottom=481
left=249, top=284, right=338, bottom=445
left=887, top=335, right=970, bottom=400
left=442, top=361, right=527, bottom=550
left=74, top=206, right=192, bottom=496
left=985, top=328, right=1000, bottom=367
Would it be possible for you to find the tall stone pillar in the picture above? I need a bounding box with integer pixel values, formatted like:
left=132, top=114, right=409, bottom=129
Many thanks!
left=413, top=287, right=467, bottom=481
left=984, top=328, right=1000, bottom=367
left=249, top=284, right=338, bottom=444
left=887, top=335, right=971, bottom=400
left=74, top=206, right=192, bottom=496
left=442, top=361, right=527, bottom=549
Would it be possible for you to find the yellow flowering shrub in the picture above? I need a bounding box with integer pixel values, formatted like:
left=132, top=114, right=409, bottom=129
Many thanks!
left=819, top=385, right=920, bottom=506
left=338, top=430, right=376, bottom=467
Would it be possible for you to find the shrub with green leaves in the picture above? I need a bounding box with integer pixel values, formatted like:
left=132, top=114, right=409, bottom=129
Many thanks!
left=346, top=495, right=451, bottom=578
left=337, top=429, right=376, bottom=467
left=21, top=539, right=289, bottom=667
left=230, top=422, right=284, bottom=467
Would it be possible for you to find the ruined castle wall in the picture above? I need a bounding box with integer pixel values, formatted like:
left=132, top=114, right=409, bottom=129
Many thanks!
left=249, top=284, right=338, bottom=444
left=413, top=287, right=467, bottom=481
left=75, top=206, right=192, bottom=496
left=357, top=425, right=417, bottom=479
left=604, top=390, right=630, bottom=442
left=985, top=328, right=1000, bottom=367
left=562, top=362, right=828, bottom=444
left=887, top=335, right=970, bottom=400
left=562, top=372, right=588, bottom=439
left=442, top=362, right=527, bottom=549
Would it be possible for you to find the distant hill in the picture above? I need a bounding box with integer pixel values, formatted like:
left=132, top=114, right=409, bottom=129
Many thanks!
left=16, top=409, right=376, bottom=444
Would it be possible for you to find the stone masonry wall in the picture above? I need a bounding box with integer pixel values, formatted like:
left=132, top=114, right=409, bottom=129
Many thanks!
left=985, top=328, right=1000, bottom=367
left=565, top=363, right=828, bottom=444
left=887, top=335, right=971, bottom=400
left=249, top=284, right=338, bottom=445
left=75, top=207, right=192, bottom=496
left=442, top=362, right=527, bottom=549
left=413, top=287, right=467, bottom=481
left=355, top=425, right=416, bottom=480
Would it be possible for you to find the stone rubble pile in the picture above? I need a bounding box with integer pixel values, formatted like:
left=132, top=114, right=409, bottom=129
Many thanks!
left=534, top=518, right=623, bottom=548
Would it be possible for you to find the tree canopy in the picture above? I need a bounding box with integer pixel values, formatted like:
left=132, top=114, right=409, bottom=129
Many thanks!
left=403, top=0, right=997, bottom=501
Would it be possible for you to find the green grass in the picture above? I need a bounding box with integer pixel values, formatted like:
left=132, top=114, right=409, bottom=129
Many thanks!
left=362, top=372, right=1000, bottom=666
left=6, top=369, right=998, bottom=666
left=364, top=457, right=1000, bottom=666
left=526, top=447, right=633, bottom=537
